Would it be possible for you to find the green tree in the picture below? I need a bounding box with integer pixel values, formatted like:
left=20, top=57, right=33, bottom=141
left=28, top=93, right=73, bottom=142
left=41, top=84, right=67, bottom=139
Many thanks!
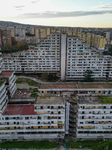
left=48, top=73, right=58, bottom=81
left=92, top=140, right=112, bottom=150
left=83, top=70, right=94, bottom=82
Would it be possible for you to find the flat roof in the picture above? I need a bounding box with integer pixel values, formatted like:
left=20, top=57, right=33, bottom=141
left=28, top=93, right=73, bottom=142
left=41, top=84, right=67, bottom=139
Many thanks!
left=77, top=96, right=112, bottom=104
left=0, top=71, right=13, bottom=76
left=40, top=83, right=112, bottom=89
left=36, top=96, right=64, bottom=104
left=12, top=91, right=32, bottom=99
left=2, top=56, right=11, bottom=58
left=82, top=83, right=112, bottom=89
left=40, top=84, right=76, bottom=89
left=3, top=105, right=36, bottom=115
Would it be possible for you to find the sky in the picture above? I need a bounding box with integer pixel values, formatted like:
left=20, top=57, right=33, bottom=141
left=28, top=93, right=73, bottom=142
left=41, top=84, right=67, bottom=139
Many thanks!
left=0, top=0, right=112, bottom=27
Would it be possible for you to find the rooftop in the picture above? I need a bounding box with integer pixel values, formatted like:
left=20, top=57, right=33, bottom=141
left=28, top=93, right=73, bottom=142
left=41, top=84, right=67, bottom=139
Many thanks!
left=2, top=56, right=11, bottom=58
left=0, top=71, right=13, bottom=76
left=82, top=83, right=112, bottom=89
left=3, top=105, right=36, bottom=115
left=40, top=82, right=112, bottom=89
left=36, top=96, right=64, bottom=104
left=12, top=91, right=32, bottom=99
left=77, top=96, right=112, bottom=104
left=40, top=83, right=76, bottom=89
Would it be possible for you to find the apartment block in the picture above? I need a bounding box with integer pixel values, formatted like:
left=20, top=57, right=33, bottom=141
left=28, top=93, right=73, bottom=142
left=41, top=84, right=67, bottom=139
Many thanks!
left=2, top=33, right=109, bottom=81
left=39, top=82, right=112, bottom=97
left=77, top=102, right=112, bottom=139
left=0, top=96, right=65, bottom=140
left=0, top=52, right=2, bottom=73
left=0, top=29, right=12, bottom=47
left=40, top=28, right=47, bottom=38
left=3, top=33, right=61, bottom=73
left=66, top=36, right=112, bottom=80
left=15, top=27, right=25, bottom=37
left=10, top=29, right=15, bottom=37
left=35, top=28, right=39, bottom=37
left=0, top=71, right=16, bottom=98
left=47, top=27, right=51, bottom=35
left=0, top=80, right=8, bottom=114
left=94, top=35, right=106, bottom=50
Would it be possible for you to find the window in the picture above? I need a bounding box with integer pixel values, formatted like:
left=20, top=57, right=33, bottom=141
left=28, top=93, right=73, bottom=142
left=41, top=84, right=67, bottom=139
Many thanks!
left=51, top=106, right=54, bottom=109
left=38, top=116, right=41, bottom=119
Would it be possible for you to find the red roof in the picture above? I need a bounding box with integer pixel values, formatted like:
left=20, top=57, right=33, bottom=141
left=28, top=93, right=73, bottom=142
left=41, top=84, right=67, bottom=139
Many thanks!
left=3, top=105, right=36, bottom=115
left=2, top=56, right=11, bottom=58
left=1, top=71, right=13, bottom=76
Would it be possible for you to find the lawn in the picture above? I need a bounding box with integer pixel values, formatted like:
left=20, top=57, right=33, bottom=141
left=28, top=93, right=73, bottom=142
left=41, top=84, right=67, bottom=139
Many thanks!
left=30, top=92, right=37, bottom=97
left=16, top=78, right=39, bottom=87
left=97, top=96, right=112, bottom=104
left=0, top=81, right=4, bottom=86
left=66, top=140, right=112, bottom=150
left=0, top=140, right=58, bottom=149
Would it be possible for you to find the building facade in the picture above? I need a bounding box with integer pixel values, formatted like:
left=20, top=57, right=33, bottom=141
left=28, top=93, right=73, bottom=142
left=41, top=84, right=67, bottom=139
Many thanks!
left=77, top=103, right=112, bottom=139
left=0, top=96, right=65, bottom=140
left=2, top=33, right=110, bottom=81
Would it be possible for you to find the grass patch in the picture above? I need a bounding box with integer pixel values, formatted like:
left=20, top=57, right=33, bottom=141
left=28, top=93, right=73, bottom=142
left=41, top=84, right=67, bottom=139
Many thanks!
left=0, top=81, right=4, bottom=86
left=17, top=88, right=28, bottom=91
left=30, top=92, right=37, bottom=97
left=40, top=96, right=47, bottom=99
left=16, top=78, right=39, bottom=87
left=0, top=140, right=57, bottom=149
left=106, top=82, right=112, bottom=87
left=72, top=98, right=78, bottom=102
left=97, top=96, right=112, bottom=104
left=66, top=140, right=112, bottom=150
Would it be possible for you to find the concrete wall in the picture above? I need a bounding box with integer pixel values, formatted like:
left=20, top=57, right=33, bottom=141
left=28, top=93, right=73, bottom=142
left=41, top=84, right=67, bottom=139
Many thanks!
left=61, top=34, right=66, bottom=81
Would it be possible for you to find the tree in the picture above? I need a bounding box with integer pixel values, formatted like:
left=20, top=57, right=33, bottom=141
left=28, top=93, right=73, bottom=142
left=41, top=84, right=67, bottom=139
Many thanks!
left=11, top=37, right=17, bottom=46
left=83, top=70, right=94, bottom=82
left=48, top=73, right=58, bottom=81
left=41, top=73, right=48, bottom=81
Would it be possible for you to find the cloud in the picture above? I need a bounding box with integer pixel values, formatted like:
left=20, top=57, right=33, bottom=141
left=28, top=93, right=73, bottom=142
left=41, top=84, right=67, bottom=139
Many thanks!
left=99, top=2, right=102, bottom=4
left=31, top=0, right=40, bottom=3
left=18, top=10, right=112, bottom=19
left=96, top=3, right=112, bottom=9
left=14, top=6, right=25, bottom=9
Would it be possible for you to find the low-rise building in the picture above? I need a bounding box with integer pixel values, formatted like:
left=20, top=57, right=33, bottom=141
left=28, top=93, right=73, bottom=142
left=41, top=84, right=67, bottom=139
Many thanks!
left=77, top=96, right=112, bottom=139
left=0, top=96, right=65, bottom=140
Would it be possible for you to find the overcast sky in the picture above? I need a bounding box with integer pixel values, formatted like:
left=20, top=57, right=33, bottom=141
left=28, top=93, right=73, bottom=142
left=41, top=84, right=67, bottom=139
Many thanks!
left=0, top=0, right=112, bottom=27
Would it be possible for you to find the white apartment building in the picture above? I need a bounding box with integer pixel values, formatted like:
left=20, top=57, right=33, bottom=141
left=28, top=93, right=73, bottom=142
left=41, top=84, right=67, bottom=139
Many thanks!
left=2, top=33, right=112, bottom=81
left=77, top=103, right=112, bottom=139
left=0, top=52, right=2, bottom=73
left=0, top=71, right=17, bottom=98
left=3, top=33, right=61, bottom=73
left=0, top=81, right=8, bottom=114
left=15, top=27, right=25, bottom=37
left=66, top=36, right=112, bottom=80
left=0, top=97, right=65, bottom=140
